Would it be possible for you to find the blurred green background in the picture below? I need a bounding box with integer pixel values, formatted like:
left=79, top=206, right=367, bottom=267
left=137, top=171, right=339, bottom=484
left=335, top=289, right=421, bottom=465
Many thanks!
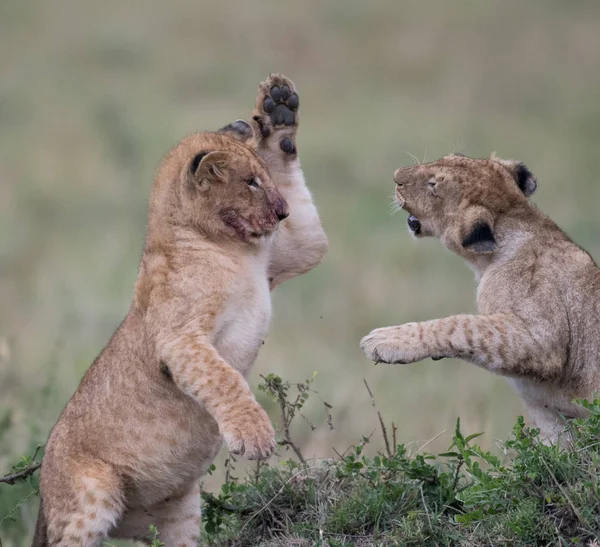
left=1, top=0, right=600, bottom=543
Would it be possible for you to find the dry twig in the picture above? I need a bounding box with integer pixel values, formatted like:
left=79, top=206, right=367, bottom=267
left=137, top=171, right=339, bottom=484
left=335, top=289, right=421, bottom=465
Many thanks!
left=277, top=392, right=307, bottom=465
left=363, top=379, right=393, bottom=458
left=0, top=446, right=42, bottom=485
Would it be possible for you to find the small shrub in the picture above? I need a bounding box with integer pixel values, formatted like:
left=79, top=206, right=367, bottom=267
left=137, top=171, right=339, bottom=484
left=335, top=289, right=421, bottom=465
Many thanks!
left=3, top=376, right=600, bottom=546
left=200, top=390, right=600, bottom=546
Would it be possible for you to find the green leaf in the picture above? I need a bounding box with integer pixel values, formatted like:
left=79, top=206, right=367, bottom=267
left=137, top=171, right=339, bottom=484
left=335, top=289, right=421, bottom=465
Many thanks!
left=464, top=432, right=484, bottom=444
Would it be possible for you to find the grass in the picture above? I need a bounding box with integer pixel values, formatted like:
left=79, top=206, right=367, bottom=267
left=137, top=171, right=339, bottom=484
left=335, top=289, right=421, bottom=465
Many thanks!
left=198, top=392, right=600, bottom=547
left=3, top=375, right=600, bottom=546
left=2, top=0, right=600, bottom=544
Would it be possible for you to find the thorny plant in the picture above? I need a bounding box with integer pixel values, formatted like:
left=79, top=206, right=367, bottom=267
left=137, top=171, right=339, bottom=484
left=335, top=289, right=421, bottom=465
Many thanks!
left=258, top=372, right=334, bottom=465
left=201, top=372, right=334, bottom=537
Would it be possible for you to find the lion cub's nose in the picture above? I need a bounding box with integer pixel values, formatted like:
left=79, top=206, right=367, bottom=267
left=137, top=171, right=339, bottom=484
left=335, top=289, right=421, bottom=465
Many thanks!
left=273, top=196, right=289, bottom=221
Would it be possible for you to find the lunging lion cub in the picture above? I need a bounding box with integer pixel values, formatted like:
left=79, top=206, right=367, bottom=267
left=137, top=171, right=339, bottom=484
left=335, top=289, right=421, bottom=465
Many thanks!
left=361, top=153, right=600, bottom=442
left=34, top=74, right=327, bottom=546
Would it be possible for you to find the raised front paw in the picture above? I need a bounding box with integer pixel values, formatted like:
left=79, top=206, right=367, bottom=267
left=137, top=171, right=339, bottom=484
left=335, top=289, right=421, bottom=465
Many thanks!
left=252, top=73, right=299, bottom=154
left=360, top=324, right=431, bottom=364
left=220, top=401, right=276, bottom=460
left=218, top=119, right=254, bottom=142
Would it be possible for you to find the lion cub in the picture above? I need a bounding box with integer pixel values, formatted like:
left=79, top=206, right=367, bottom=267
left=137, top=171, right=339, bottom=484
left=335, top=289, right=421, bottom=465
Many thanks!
left=361, top=153, right=600, bottom=442
left=34, top=74, right=327, bottom=546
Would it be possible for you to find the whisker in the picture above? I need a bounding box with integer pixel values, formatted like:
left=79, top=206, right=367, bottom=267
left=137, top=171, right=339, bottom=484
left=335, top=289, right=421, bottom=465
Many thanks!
left=388, top=193, right=402, bottom=216
left=403, top=150, right=420, bottom=165
left=388, top=201, right=402, bottom=216
left=388, top=191, right=404, bottom=215
left=451, top=137, right=465, bottom=156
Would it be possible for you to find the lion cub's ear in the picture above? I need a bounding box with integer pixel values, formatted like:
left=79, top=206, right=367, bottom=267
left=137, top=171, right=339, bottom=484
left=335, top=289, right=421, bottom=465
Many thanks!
left=491, top=155, right=538, bottom=197
left=188, top=151, right=230, bottom=191
left=514, top=163, right=537, bottom=197
left=460, top=206, right=498, bottom=254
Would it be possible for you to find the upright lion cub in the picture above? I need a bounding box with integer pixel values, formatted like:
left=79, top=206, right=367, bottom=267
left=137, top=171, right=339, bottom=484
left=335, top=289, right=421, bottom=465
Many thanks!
left=361, top=153, right=600, bottom=442
left=34, top=74, right=327, bottom=546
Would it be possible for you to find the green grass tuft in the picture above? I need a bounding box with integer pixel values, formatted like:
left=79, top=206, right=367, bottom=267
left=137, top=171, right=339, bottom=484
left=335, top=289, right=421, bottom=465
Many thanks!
left=200, top=399, right=600, bottom=546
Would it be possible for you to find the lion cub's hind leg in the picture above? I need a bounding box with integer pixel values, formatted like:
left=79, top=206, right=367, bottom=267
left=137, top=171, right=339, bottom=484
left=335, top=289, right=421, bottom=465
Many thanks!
left=111, top=483, right=202, bottom=546
left=44, top=467, right=125, bottom=546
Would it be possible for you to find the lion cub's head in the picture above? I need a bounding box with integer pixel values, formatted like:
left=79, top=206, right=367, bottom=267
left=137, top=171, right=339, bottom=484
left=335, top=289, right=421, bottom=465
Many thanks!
left=393, top=153, right=538, bottom=257
left=151, top=132, right=288, bottom=244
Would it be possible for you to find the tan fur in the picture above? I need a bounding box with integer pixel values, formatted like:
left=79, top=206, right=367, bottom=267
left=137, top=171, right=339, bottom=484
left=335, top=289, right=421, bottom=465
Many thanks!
left=34, top=74, right=327, bottom=546
left=361, top=153, right=600, bottom=442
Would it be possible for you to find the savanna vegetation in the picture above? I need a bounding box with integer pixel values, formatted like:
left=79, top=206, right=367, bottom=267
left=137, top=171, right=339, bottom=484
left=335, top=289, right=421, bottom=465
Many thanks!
left=3, top=376, right=600, bottom=545
left=2, top=0, right=600, bottom=544
left=196, top=379, right=600, bottom=546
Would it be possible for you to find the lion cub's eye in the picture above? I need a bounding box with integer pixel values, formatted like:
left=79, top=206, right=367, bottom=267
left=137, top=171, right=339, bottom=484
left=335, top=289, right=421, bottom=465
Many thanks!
left=247, top=177, right=260, bottom=190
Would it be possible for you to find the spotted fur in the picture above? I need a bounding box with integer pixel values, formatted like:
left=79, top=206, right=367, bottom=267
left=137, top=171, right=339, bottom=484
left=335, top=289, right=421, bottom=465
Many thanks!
left=34, top=74, right=327, bottom=546
left=361, top=153, right=599, bottom=443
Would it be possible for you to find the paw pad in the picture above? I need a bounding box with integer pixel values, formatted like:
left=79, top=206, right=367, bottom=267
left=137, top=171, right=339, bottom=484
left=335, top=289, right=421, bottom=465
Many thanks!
left=280, top=137, right=296, bottom=154
left=263, top=83, right=298, bottom=127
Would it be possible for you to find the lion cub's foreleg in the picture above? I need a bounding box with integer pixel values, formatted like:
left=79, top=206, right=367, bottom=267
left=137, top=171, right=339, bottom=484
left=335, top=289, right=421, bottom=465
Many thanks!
left=361, top=313, right=565, bottom=381
left=251, top=74, right=328, bottom=288
left=218, top=74, right=327, bottom=288
left=158, top=328, right=276, bottom=459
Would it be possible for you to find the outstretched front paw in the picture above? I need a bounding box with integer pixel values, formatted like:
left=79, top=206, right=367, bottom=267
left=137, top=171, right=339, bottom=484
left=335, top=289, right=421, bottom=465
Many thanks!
left=252, top=73, right=299, bottom=155
left=360, top=324, right=431, bottom=365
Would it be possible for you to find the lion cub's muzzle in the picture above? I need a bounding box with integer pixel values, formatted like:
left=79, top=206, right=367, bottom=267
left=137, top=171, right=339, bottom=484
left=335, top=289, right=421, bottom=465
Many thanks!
left=254, top=189, right=289, bottom=238
left=273, top=199, right=289, bottom=222
left=267, top=188, right=289, bottom=223
left=394, top=167, right=424, bottom=236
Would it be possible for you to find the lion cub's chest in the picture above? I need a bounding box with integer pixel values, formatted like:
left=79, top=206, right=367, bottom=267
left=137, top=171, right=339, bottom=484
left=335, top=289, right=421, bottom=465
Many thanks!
left=213, top=258, right=271, bottom=376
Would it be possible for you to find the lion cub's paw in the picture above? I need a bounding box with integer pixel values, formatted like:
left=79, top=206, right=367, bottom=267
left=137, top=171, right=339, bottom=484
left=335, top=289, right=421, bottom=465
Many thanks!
left=221, top=402, right=276, bottom=460
left=218, top=119, right=254, bottom=142
left=360, top=324, right=431, bottom=365
left=253, top=73, right=299, bottom=155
